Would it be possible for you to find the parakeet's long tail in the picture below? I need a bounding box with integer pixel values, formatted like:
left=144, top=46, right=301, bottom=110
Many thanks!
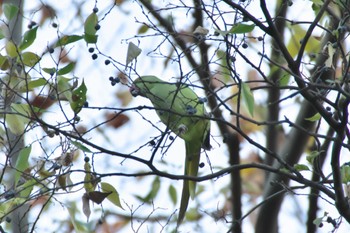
left=177, top=142, right=201, bottom=226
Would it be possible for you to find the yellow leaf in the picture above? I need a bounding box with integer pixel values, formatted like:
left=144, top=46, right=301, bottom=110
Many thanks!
left=101, top=182, right=124, bottom=209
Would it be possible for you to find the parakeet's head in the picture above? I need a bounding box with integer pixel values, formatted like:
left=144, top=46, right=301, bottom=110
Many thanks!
left=130, top=76, right=162, bottom=97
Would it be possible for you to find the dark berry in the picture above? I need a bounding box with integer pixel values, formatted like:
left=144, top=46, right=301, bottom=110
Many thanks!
left=326, top=106, right=331, bottom=111
left=169, top=135, right=174, bottom=140
left=95, top=24, right=101, bottom=30
left=199, top=162, right=205, bottom=168
left=113, top=77, right=120, bottom=83
left=92, top=54, right=98, bottom=60
left=258, top=36, right=263, bottom=41
left=326, top=216, right=333, bottom=223
left=84, top=156, right=90, bottom=162
left=109, top=76, right=114, bottom=81
left=5, top=217, right=11, bottom=223
left=52, top=22, right=58, bottom=28
left=149, top=140, right=156, bottom=146
left=242, top=43, right=248, bottom=49
left=93, top=7, right=99, bottom=13
left=88, top=47, right=95, bottom=53
left=105, top=59, right=110, bottom=65
left=49, top=48, right=54, bottom=54
left=28, top=21, right=36, bottom=29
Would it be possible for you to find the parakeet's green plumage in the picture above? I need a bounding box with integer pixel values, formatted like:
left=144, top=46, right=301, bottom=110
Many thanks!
left=130, top=75, right=210, bottom=226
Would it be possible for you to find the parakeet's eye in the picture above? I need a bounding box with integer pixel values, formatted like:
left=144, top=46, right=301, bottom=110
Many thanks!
left=130, top=84, right=140, bottom=97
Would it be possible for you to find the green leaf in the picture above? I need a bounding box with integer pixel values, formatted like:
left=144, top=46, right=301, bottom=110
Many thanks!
left=312, top=216, right=323, bottom=227
left=168, top=184, right=177, bottom=205
left=21, top=52, right=40, bottom=67
left=6, top=103, right=31, bottom=135
left=138, top=24, right=149, bottom=34
left=0, top=54, right=9, bottom=70
left=57, top=62, right=76, bottom=75
left=341, top=165, right=350, bottom=183
left=3, top=4, right=19, bottom=21
left=100, top=182, right=124, bottom=209
left=126, top=42, right=142, bottom=65
left=311, top=0, right=323, bottom=4
left=185, top=208, right=201, bottom=221
left=57, top=76, right=73, bottom=101
left=305, top=112, right=321, bottom=122
left=70, top=140, right=92, bottom=153
left=84, top=13, right=98, bottom=44
left=14, top=146, right=32, bottom=186
left=241, top=82, right=255, bottom=117
left=27, top=78, right=47, bottom=90
left=229, top=23, right=255, bottom=34
left=67, top=203, right=89, bottom=233
left=278, top=73, right=290, bottom=86
left=286, top=24, right=320, bottom=58
left=306, top=151, right=319, bottom=164
left=19, top=27, right=38, bottom=51
left=141, top=176, right=160, bottom=202
left=6, top=40, right=18, bottom=58
left=83, top=34, right=98, bottom=44
left=42, top=67, right=56, bottom=75
left=0, top=28, right=5, bottom=40
left=70, top=80, right=87, bottom=114
left=293, top=164, right=310, bottom=171
left=18, top=178, right=36, bottom=198
left=84, top=13, right=98, bottom=36
left=216, top=50, right=230, bottom=82
left=83, top=162, right=96, bottom=192
left=55, top=35, right=83, bottom=47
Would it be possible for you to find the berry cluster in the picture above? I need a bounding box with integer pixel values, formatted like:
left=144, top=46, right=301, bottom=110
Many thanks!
left=109, top=76, right=120, bottom=86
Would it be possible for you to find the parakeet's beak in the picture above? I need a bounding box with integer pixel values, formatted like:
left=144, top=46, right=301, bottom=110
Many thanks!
left=129, top=84, right=140, bottom=97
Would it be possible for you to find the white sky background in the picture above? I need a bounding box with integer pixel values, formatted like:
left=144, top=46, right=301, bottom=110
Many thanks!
left=1, top=0, right=349, bottom=232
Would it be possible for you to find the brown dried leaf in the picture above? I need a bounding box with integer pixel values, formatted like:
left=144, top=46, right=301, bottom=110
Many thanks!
left=39, top=4, right=56, bottom=25
left=58, top=174, right=67, bottom=191
left=105, top=112, right=129, bottom=129
left=115, top=90, right=132, bottom=106
left=88, top=191, right=111, bottom=204
left=116, top=72, right=128, bottom=85
left=30, top=95, right=55, bottom=110
left=58, top=48, right=73, bottom=63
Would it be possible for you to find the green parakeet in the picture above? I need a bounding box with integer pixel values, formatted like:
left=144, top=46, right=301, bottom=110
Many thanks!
left=130, top=75, right=211, bottom=225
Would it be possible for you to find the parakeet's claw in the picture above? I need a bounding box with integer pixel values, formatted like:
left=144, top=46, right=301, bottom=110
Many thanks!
left=178, top=124, right=188, bottom=135
left=186, top=105, right=197, bottom=115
